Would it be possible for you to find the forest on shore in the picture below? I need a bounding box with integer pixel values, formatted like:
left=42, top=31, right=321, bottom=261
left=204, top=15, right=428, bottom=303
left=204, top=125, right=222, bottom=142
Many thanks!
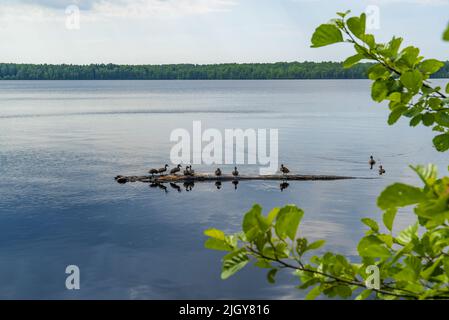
left=1, top=61, right=448, bottom=80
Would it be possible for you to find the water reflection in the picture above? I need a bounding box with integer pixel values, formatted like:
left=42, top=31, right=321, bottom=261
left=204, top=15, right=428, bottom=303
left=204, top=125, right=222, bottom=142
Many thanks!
left=280, top=182, right=289, bottom=192
left=145, top=179, right=294, bottom=193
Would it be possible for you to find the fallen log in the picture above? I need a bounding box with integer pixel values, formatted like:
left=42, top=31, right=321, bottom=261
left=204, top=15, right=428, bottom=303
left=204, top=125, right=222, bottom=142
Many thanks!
left=114, top=173, right=372, bottom=184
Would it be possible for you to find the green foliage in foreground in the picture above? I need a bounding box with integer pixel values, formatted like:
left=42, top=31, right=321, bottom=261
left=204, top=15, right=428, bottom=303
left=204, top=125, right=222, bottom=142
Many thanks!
left=311, top=11, right=449, bottom=152
left=205, top=165, right=449, bottom=299
left=0, top=61, right=448, bottom=81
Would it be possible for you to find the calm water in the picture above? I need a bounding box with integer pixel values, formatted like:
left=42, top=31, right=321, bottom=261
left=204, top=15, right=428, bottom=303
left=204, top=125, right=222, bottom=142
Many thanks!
left=0, top=80, right=447, bottom=299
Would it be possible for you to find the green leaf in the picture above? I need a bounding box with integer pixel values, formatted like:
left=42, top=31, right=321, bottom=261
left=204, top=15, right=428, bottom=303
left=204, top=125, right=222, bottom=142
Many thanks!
left=396, top=223, right=419, bottom=246
left=347, top=14, right=366, bottom=39
left=443, top=24, right=449, bottom=41
left=421, top=257, right=443, bottom=280
left=242, top=204, right=269, bottom=241
left=356, top=289, right=372, bottom=300
left=377, top=183, right=427, bottom=210
left=400, top=69, right=423, bottom=94
left=275, top=205, right=304, bottom=240
left=433, top=133, right=449, bottom=152
left=205, top=238, right=233, bottom=251
left=311, top=24, right=344, bottom=48
left=419, top=59, right=444, bottom=74
left=388, top=107, right=407, bottom=125
left=305, top=286, right=321, bottom=300
left=446, top=82, right=449, bottom=94
left=343, top=54, right=364, bottom=68
left=410, top=114, right=422, bottom=127
left=422, top=113, right=435, bottom=127
left=411, top=164, right=438, bottom=186
left=435, top=112, right=449, bottom=127
left=306, top=240, right=326, bottom=251
left=267, top=269, right=278, bottom=284
left=367, top=64, right=389, bottom=80
left=204, top=228, right=225, bottom=240
left=221, top=249, right=250, bottom=279
left=383, top=208, right=397, bottom=232
left=361, top=218, right=379, bottom=232
left=357, top=235, right=391, bottom=258
left=371, top=80, right=389, bottom=102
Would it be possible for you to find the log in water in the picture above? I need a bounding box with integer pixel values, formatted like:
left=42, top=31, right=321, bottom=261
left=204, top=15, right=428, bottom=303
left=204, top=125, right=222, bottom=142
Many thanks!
left=114, top=173, right=370, bottom=184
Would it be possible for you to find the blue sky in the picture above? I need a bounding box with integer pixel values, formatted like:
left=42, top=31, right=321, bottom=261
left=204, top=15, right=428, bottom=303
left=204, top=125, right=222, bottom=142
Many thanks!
left=0, top=0, right=448, bottom=64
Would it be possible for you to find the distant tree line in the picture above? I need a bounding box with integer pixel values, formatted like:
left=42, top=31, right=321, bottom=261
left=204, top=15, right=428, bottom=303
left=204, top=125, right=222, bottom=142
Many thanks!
left=0, top=62, right=448, bottom=80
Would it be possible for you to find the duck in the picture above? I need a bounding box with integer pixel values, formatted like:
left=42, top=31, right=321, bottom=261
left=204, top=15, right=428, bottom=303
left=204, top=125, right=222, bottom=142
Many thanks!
left=280, top=164, right=290, bottom=176
left=187, top=165, right=195, bottom=175
left=170, top=164, right=182, bottom=175
left=232, top=167, right=239, bottom=177
left=232, top=180, right=239, bottom=190
left=158, top=164, right=169, bottom=175
left=215, top=181, right=222, bottom=190
left=379, top=165, right=386, bottom=175
left=369, top=156, right=376, bottom=169
left=148, top=168, right=159, bottom=176
left=183, top=166, right=192, bottom=176
left=215, top=168, right=222, bottom=177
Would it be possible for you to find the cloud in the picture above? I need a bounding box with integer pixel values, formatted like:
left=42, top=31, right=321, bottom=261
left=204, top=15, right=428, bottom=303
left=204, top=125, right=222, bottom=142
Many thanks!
left=0, top=0, right=238, bottom=21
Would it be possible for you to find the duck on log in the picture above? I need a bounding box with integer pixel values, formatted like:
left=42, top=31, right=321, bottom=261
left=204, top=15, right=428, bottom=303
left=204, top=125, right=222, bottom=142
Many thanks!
left=115, top=172, right=371, bottom=184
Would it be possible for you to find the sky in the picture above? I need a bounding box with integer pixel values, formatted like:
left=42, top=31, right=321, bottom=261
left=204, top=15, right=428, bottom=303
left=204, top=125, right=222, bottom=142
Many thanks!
left=0, top=0, right=448, bottom=64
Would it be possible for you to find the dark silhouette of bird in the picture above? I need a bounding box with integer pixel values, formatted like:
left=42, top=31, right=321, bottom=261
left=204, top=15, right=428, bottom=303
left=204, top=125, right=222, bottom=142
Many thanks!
left=183, top=181, right=194, bottom=191
left=232, top=180, right=239, bottom=190
left=379, top=165, right=386, bottom=175
left=369, top=156, right=376, bottom=170
left=170, top=182, right=182, bottom=192
left=215, top=181, right=222, bottom=190
left=158, top=164, right=169, bottom=175
left=170, top=164, right=182, bottom=175
left=187, top=165, right=195, bottom=175
left=280, top=182, right=289, bottom=191
left=280, top=164, right=290, bottom=176
left=183, top=165, right=192, bottom=176
left=158, top=183, right=168, bottom=193
left=148, top=168, right=159, bottom=176
left=232, top=167, right=239, bottom=177
left=215, top=168, right=222, bottom=177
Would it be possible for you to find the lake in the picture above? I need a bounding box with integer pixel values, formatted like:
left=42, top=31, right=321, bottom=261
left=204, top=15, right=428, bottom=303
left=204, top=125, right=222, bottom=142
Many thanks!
left=0, top=80, right=446, bottom=299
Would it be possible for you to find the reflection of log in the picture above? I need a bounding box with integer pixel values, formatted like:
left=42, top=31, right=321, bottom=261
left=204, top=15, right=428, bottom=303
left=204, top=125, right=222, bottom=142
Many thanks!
left=115, top=173, right=370, bottom=184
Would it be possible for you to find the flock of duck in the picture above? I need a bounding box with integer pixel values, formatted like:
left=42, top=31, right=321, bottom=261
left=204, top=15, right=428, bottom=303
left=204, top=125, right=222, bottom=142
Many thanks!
left=148, top=164, right=290, bottom=178
left=137, top=156, right=385, bottom=193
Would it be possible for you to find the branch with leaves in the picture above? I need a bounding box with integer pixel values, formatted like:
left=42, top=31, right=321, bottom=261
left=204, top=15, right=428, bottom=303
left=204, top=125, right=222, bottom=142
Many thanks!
left=205, top=165, right=449, bottom=300
left=311, top=10, right=449, bottom=151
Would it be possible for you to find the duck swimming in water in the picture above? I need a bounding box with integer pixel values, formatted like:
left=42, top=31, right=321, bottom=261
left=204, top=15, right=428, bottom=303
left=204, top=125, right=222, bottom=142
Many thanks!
left=379, top=165, right=386, bottom=175
left=215, top=168, right=222, bottom=177
left=369, top=156, right=376, bottom=170
left=232, top=167, right=239, bottom=177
